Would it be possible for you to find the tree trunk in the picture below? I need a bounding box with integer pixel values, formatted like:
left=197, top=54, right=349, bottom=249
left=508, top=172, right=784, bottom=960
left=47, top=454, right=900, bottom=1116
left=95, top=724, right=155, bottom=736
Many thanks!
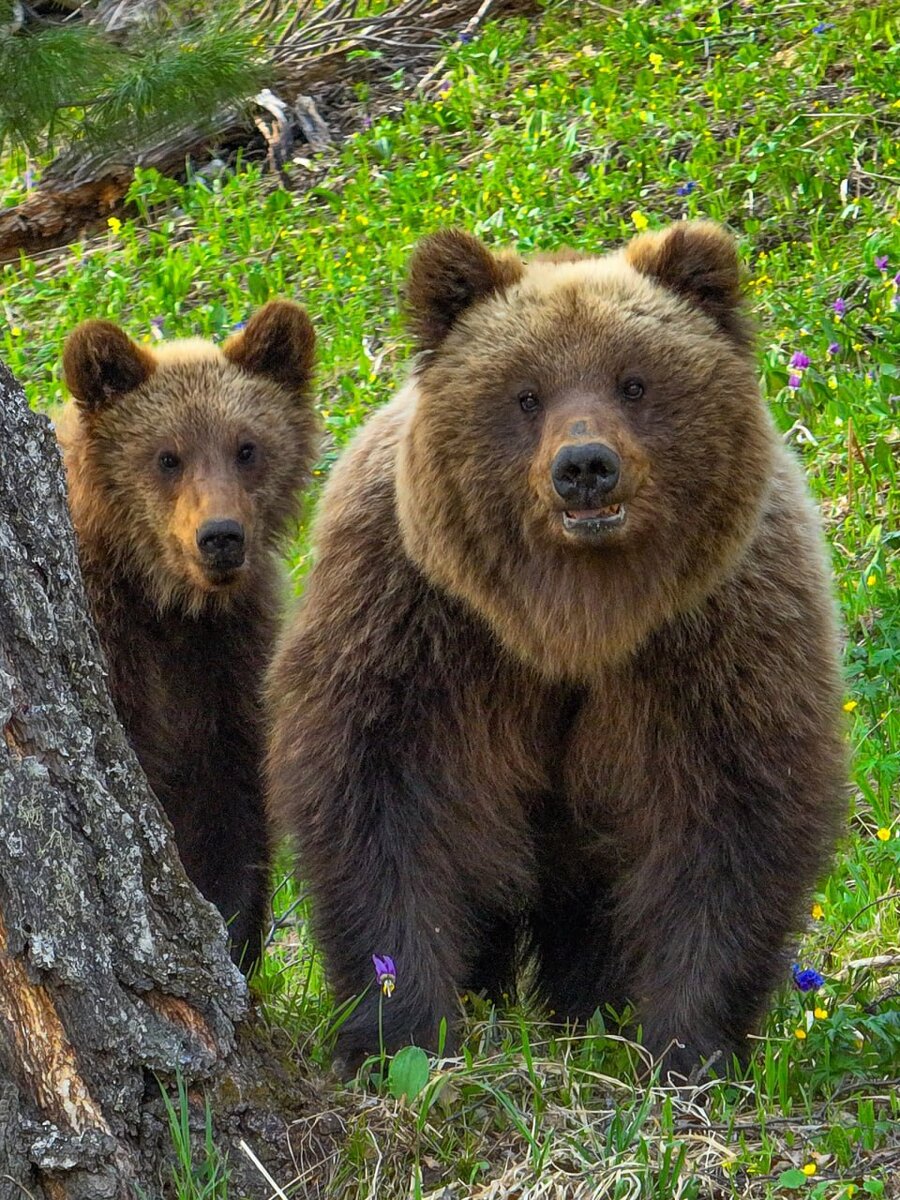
left=0, top=362, right=317, bottom=1198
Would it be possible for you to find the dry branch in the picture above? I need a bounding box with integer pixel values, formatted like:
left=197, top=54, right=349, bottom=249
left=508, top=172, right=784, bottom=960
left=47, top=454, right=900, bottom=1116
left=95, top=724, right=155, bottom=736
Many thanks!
left=0, top=0, right=535, bottom=261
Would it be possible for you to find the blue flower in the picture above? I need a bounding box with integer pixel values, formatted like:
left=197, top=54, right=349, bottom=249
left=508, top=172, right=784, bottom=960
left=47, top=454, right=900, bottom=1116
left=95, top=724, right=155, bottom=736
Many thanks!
left=792, top=964, right=825, bottom=992
left=676, top=181, right=697, bottom=196
left=874, top=255, right=888, bottom=271
left=458, top=30, right=473, bottom=43
left=372, top=954, right=396, bottom=997
left=812, top=22, right=834, bottom=33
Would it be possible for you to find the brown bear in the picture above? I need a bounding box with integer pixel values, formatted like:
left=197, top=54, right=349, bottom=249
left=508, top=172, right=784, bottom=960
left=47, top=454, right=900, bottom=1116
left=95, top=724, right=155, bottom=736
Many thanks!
left=266, top=223, right=845, bottom=1073
left=58, top=302, right=319, bottom=969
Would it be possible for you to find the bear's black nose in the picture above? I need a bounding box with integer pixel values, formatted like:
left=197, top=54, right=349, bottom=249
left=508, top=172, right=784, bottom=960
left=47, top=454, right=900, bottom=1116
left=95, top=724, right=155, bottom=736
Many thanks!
left=197, top=519, right=245, bottom=568
left=551, top=442, right=620, bottom=502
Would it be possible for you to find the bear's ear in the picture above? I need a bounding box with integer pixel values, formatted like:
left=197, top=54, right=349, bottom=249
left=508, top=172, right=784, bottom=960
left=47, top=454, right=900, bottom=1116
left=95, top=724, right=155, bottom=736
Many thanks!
left=223, top=301, right=315, bottom=395
left=63, top=320, right=155, bottom=412
left=625, top=221, right=750, bottom=346
left=405, top=230, right=524, bottom=351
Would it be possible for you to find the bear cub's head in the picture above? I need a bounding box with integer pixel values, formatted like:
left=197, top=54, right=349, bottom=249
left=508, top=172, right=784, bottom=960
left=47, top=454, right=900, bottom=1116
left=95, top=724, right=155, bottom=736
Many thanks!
left=398, top=222, right=777, bottom=675
left=62, top=302, right=318, bottom=613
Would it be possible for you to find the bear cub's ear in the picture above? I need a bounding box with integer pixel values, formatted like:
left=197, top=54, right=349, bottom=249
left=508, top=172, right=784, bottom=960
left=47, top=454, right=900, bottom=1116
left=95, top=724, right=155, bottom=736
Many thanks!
left=625, top=221, right=750, bottom=347
left=223, top=301, right=315, bottom=396
left=63, top=320, right=155, bottom=413
left=405, top=229, right=524, bottom=351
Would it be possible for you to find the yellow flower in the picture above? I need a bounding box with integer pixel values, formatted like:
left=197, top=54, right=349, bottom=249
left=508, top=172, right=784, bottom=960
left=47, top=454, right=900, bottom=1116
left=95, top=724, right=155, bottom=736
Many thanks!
left=814, top=1007, right=828, bottom=1020
left=649, top=52, right=664, bottom=73
left=11, top=325, right=21, bottom=336
left=802, top=1163, right=816, bottom=1177
left=794, top=1028, right=807, bottom=1040
left=811, top=903, right=824, bottom=920
left=877, top=828, right=891, bottom=842
left=842, top=699, right=857, bottom=713
left=107, top=216, right=122, bottom=235
left=827, top=375, right=838, bottom=390
left=632, top=211, right=649, bottom=232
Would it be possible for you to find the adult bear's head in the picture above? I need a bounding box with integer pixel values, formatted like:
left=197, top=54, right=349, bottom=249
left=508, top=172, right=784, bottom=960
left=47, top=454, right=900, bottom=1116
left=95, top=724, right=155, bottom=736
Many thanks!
left=396, top=223, right=776, bottom=680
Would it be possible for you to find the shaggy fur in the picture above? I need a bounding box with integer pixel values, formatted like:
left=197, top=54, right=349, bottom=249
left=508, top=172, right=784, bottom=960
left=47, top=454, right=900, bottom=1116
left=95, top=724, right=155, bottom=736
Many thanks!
left=267, top=223, right=845, bottom=1072
left=58, top=302, right=319, bottom=968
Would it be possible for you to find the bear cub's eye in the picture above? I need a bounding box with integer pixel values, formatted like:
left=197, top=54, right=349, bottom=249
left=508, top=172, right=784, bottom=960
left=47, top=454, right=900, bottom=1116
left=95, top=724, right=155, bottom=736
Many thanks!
left=158, top=451, right=181, bottom=473
left=621, top=378, right=645, bottom=401
left=518, top=390, right=541, bottom=414
left=237, top=443, right=257, bottom=465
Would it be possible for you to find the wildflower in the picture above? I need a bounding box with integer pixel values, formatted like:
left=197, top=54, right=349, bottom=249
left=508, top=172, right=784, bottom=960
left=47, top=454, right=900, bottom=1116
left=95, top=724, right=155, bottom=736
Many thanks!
left=794, top=1027, right=807, bottom=1039
left=676, top=181, right=697, bottom=196
left=876, top=827, right=891, bottom=842
left=827, top=340, right=839, bottom=355
left=458, top=29, right=473, bottom=43
left=789, top=351, right=811, bottom=369
left=874, top=255, right=889, bottom=271
left=811, top=903, right=824, bottom=920
left=648, top=51, right=664, bottom=72
left=867, top=574, right=877, bottom=587
left=23, top=167, right=34, bottom=190
left=843, top=699, right=857, bottom=712
left=802, top=1163, right=817, bottom=1176
left=814, top=1007, right=828, bottom=1019
left=788, top=373, right=802, bottom=389
left=372, top=953, right=396, bottom=997
left=894, top=272, right=900, bottom=287
left=811, top=22, right=834, bottom=33
left=792, top=964, right=825, bottom=992
left=107, top=216, right=122, bottom=236
left=631, top=211, right=649, bottom=232
left=361, top=114, right=373, bottom=130
left=832, top=298, right=846, bottom=318
left=232, top=320, right=246, bottom=332
left=150, top=316, right=165, bottom=341
left=11, top=325, right=21, bottom=336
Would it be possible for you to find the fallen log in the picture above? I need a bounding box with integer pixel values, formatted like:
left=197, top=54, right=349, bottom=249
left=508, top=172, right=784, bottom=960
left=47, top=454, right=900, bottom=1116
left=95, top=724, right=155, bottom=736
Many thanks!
left=0, top=0, right=534, bottom=261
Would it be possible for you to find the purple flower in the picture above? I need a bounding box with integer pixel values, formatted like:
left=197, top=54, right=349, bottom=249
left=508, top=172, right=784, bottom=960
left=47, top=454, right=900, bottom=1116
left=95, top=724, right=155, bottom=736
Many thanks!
left=676, top=181, right=697, bottom=196
left=832, top=298, right=846, bottom=317
left=361, top=114, right=372, bottom=130
left=792, top=964, right=825, bottom=992
left=812, top=22, right=834, bottom=33
left=23, top=167, right=34, bottom=191
left=458, top=29, right=473, bottom=43
left=874, top=255, right=889, bottom=271
left=894, top=272, right=900, bottom=287
left=232, top=320, right=246, bottom=331
left=372, top=954, right=396, bottom=997
left=789, top=351, right=810, bottom=370
left=827, top=341, right=840, bottom=355
left=788, top=373, right=803, bottom=390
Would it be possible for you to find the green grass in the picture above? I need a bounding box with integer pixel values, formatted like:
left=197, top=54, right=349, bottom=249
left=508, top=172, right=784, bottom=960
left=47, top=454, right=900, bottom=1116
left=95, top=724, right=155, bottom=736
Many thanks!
left=2, top=0, right=899, bottom=1194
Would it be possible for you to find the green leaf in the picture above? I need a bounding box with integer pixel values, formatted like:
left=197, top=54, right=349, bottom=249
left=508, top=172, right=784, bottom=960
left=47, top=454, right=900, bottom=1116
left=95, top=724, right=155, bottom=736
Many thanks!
left=387, top=1046, right=430, bottom=1103
left=778, top=1170, right=811, bottom=1190
left=863, top=1182, right=885, bottom=1197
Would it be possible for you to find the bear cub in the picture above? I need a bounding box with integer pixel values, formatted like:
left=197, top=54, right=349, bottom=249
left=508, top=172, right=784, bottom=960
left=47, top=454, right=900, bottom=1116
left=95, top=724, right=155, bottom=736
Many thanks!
left=59, top=302, right=319, bottom=968
left=267, top=222, right=846, bottom=1072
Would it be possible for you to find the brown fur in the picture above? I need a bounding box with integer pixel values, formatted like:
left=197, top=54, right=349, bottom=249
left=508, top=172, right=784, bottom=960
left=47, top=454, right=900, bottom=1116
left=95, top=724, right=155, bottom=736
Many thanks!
left=58, top=302, right=319, bottom=968
left=267, top=223, right=845, bottom=1072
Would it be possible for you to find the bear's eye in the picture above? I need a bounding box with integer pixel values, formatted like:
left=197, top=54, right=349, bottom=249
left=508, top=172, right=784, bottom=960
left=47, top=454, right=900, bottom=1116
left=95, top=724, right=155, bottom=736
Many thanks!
left=621, top=378, right=645, bottom=401
left=158, top=451, right=181, bottom=473
left=518, top=390, right=541, bottom=414
left=237, top=442, right=256, bottom=465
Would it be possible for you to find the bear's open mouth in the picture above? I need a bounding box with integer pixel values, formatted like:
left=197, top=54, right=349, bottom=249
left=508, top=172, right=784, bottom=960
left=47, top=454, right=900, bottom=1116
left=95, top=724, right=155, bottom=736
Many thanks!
left=562, top=503, right=626, bottom=535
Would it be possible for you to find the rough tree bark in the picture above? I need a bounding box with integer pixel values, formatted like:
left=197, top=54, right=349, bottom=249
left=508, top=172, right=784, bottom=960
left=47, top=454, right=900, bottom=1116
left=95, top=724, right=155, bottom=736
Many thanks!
left=0, top=362, right=317, bottom=1198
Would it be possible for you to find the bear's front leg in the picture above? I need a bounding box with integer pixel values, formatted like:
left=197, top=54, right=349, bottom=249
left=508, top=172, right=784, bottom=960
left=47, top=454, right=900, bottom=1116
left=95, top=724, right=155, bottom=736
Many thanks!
left=611, top=787, right=836, bottom=1077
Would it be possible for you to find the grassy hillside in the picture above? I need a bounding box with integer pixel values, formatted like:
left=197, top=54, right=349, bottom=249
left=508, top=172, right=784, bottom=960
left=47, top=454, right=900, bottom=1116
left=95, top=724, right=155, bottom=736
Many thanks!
left=2, top=0, right=898, bottom=1195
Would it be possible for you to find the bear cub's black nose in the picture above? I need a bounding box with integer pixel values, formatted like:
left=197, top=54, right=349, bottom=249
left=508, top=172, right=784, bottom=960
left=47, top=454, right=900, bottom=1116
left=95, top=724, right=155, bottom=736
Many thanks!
left=197, top=519, right=245, bottom=567
left=551, top=442, right=620, bottom=502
